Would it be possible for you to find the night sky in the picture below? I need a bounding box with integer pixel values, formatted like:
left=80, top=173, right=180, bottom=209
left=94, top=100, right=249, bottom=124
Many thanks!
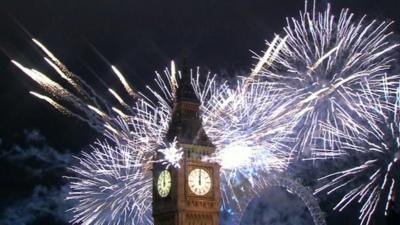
left=0, top=0, right=400, bottom=225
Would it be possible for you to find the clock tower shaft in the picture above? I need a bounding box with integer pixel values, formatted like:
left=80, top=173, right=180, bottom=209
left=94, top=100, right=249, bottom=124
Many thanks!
left=152, top=61, right=221, bottom=225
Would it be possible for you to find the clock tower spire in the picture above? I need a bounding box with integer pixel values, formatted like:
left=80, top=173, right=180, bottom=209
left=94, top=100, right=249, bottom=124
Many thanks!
left=152, top=60, right=221, bottom=225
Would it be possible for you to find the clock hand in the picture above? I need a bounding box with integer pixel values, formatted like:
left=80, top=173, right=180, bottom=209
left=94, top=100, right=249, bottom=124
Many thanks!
left=163, top=174, right=165, bottom=187
left=199, top=170, right=202, bottom=185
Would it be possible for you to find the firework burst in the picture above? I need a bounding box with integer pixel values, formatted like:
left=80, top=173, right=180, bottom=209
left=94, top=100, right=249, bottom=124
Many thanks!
left=314, top=77, right=400, bottom=225
left=195, top=78, right=296, bottom=170
left=260, top=3, right=399, bottom=157
left=12, top=39, right=186, bottom=225
left=12, top=40, right=132, bottom=134
left=194, top=36, right=295, bottom=170
left=12, top=38, right=182, bottom=154
left=11, top=2, right=400, bottom=224
left=192, top=36, right=301, bottom=211
left=67, top=140, right=153, bottom=225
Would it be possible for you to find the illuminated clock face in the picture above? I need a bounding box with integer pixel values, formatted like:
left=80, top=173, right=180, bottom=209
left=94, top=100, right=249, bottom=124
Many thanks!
left=188, top=168, right=212, bottom=196
left=157, top=170, right=171, bottom=198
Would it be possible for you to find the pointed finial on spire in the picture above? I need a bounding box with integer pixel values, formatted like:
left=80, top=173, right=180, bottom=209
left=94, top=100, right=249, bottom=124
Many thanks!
left=175, top=57, right=198, bottom=102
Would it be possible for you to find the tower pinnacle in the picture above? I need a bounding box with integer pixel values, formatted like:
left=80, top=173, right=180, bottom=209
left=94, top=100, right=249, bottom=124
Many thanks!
left=167, top=59, right=213, bottom=146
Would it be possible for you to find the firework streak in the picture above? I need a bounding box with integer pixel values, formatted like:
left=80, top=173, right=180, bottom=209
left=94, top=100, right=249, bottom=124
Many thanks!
left=314, top=76, right=400, bottom=225
left=260, top=3, right=399, bottom=158
left=11, top=2, right=400, bottom=225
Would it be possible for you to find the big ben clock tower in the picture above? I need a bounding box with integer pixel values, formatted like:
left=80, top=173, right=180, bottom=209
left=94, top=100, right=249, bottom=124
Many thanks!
left=152, top=62, right=221, bottom=225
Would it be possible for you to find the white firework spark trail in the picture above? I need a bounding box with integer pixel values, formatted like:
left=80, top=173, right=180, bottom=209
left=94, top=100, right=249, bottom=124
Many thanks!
left=192, top=36, right=301, bottom=211
left=314, top=77, right=400, bottom=225
left=12, top=38, right=180, bottom=157
left=12, top=39, right=185, bottom=225
left=64, top=68, right=185, bottom=225
left=195, top=78, right=297, bottom=170
left=12, top=39, right=131, bottom=134
left=11, top=2, right=400, bottom=224
left=260, top=3, right=399, bottom=157
left=67, top=140, right=153, bottom=225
